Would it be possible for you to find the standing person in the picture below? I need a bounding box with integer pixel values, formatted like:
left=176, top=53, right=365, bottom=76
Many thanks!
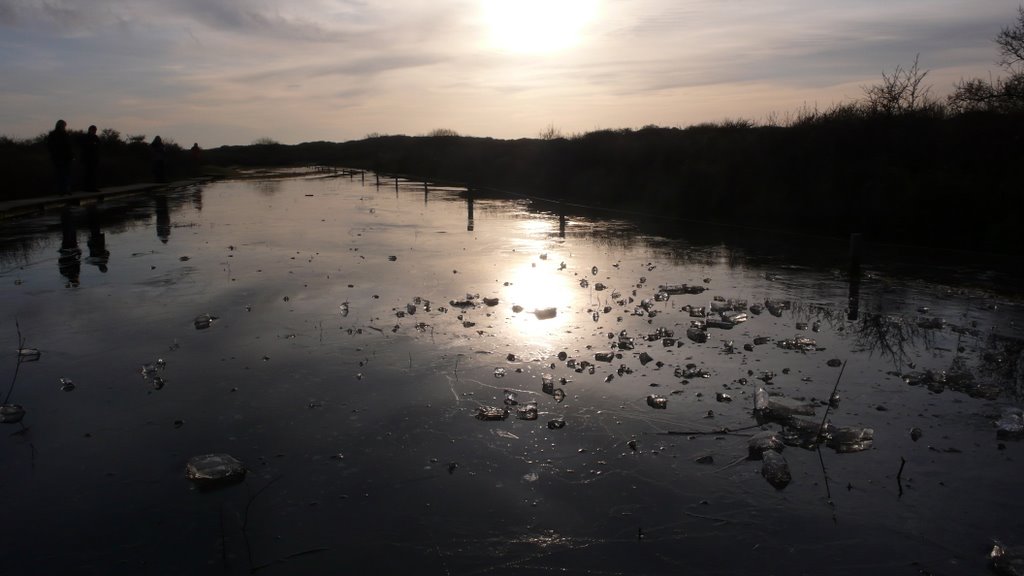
left=150, top=135, right=166, bottom=182
left=189, top=142, right=202, bottom=175
left=46, top=119, right=74, bottom=195
left=80, top=125, right=101, bottom=192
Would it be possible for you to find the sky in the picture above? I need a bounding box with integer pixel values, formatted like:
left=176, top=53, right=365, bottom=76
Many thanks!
left=1, top=0, right=1020, bottom=147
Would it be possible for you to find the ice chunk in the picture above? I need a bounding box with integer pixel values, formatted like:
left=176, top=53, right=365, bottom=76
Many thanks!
left=185, top=453, right=246, bottom=489
left=475, top=406, right=508, bottom=421
left=646, top=394, right=668, bottom=409
left=761, top=450, right=791, bottom=489
left=0, top=404, right=26, bottom=424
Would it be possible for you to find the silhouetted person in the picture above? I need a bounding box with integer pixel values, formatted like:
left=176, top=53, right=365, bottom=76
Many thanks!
left=155, top=195, right=170, bottom=243
left=58, top=207, right=81, bottom=287
left=80, top=125, right=100, bottom=192
left=86, top=205, right=110, bottom=273
left=151, top=136, right=166, bottom=182
left=190, top=142, right=202, bottom=173
left=46, top=119, right=74, bottom=195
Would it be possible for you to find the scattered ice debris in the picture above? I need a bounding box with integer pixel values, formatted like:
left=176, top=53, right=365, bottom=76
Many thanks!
left=0, top=404, right=26, bottom=424
left=59, top=378, right=75, bottom=392
left=715, top=392, right=732, bottom=403
left=658, top=283, right=706, bottom=295
left=638, top=352, right=654, bottom=366
left=580, top=279, right=589, bottom=289
left=827, top=358, right=843, bottom=367
left=541, top=374, right=555, bottom=394
left=493, top=367, right=506, bottom=378
left=991, top=541, right=1024, bottom=576
left=475, top=406, right=509, bottom=421
left=761, top=450, right=791, bottom=489
left=193, top=313, right=218, bottom=330
left=776, top=337, right=818, bottom=351
left=764, top=300, right=790, bottom=317
left=553, top=389, right=566, bottom=403
left=339, top=302, right=350, bottom=316
left=995, top=408, right=1023, bottom=439
left=185, top=453, right=247, bottom=489
left=483, top=297, right=499, bottom=306
left=910, top=427, right=923, bottom=441
left=533, top=308, right=557, bottom=320
left=675, top=364, right=710, bottom=379
left=595, top=352, right=615, bottom=362
left=503, top=390, right=518, bottom=405
left=17, top=348, right=41, bottom=361
left=647, top=394, right=668, bottom=409
left=512, top=305, right=524, bottom=313
left=591, top=266, right=598, bottom=275
left=686, top=324, right=709, bottom=344
left=823, top=426, right=874, bottom=453
left=548, top=418, right=566, bottom=429
left=749, top=304, right=764, bottom=315
left=594, top=283, right=607, bottom=291
left=748, top=431, right=785, bottom=460
left=517, top=401, right=538, bottom=420
left=753, top=388, right=817, bottom=419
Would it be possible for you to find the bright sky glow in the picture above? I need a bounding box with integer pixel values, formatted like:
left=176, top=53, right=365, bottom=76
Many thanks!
left=481, top=0, right=599, bottom=53
left=0, top=1, right=1019, bottom=146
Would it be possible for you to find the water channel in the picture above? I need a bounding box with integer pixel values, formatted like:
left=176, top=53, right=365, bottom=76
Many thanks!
left=1, top=171, right=1022, bottom=575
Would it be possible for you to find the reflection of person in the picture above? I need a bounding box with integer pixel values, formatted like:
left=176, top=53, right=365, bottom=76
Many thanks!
left=58, top=207, right=81, bottom=287
left=155, top=195, right=170, bottom=243
left=46, top=119, right=74, bottom=195
left=80, top=125, right=101, bottom=192
left=151, top=136, right=166, bottom=182
left=86, top=205, right=110, bottom=273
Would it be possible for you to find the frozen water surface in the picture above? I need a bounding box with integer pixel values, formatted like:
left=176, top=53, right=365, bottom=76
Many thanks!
left=1, top=173, right=1023, bottom=575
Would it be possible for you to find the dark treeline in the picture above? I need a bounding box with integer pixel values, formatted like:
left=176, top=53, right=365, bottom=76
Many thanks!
left=199, top=109, right=1023, bottom=255
left=1, top=128, right=203, bottom=197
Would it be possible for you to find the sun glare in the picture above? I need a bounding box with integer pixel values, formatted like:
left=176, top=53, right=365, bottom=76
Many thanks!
left=481, top=0, right=600, bottom=54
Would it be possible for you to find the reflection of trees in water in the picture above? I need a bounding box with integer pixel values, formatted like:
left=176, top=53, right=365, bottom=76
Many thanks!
left=853, top=313, right=927, bottom=370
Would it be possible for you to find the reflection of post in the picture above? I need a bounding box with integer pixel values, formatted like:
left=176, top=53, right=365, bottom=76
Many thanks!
left=847, top=233, right=862, bottom=321
left=190, top=186, right=203, bottom=212
left=559, top=201, right=566, bottom=239
left=58, top=207, right=81, bottom=287
left=466, top=189, right=475, bottom=232
left=86, top=205, right=110, bottom=273
left=156, top=195, right=170, bottom=244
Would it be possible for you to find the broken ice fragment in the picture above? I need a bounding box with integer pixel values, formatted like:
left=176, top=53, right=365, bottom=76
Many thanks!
left=533, top=307, right=557, bottom=320
left=17, top=348, right=41, bottom=361
left=193, top=313, right=217, bottom=330
left=476, top=406, right=509, bottom=421
left=0, top=404, right=26, bottom=424
left=823, top=425, right=874, bottom=453
left=185, top=453, right=246, bottom=489
left=995, top=408, right=1024, bottom=439
left=517, top=401, right=538, bottom=420
left=646, top=394, right=668, bottom=409
left=748, top=431, right=785, bottom=460
left=761, top=450, right=791, bottom=489
left=548, top=418, right=566, bottom=429
left=59, top=378, right=75, bottom=392
left=553, top=389, right=566, bottom=403
left=493, top=367, right=507, bottom=378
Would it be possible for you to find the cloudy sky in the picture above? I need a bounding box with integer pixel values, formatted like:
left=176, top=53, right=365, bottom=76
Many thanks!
left=1, top=0, right=1019, bottom=146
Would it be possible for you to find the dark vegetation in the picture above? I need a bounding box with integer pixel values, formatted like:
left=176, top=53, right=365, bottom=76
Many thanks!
left=1, top=128, right=204, bottom=198
left=4, top=9, right=1023, bottom=255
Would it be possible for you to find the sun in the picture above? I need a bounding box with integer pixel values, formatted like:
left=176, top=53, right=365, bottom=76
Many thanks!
left=480, top=0, right=600, bottom=54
